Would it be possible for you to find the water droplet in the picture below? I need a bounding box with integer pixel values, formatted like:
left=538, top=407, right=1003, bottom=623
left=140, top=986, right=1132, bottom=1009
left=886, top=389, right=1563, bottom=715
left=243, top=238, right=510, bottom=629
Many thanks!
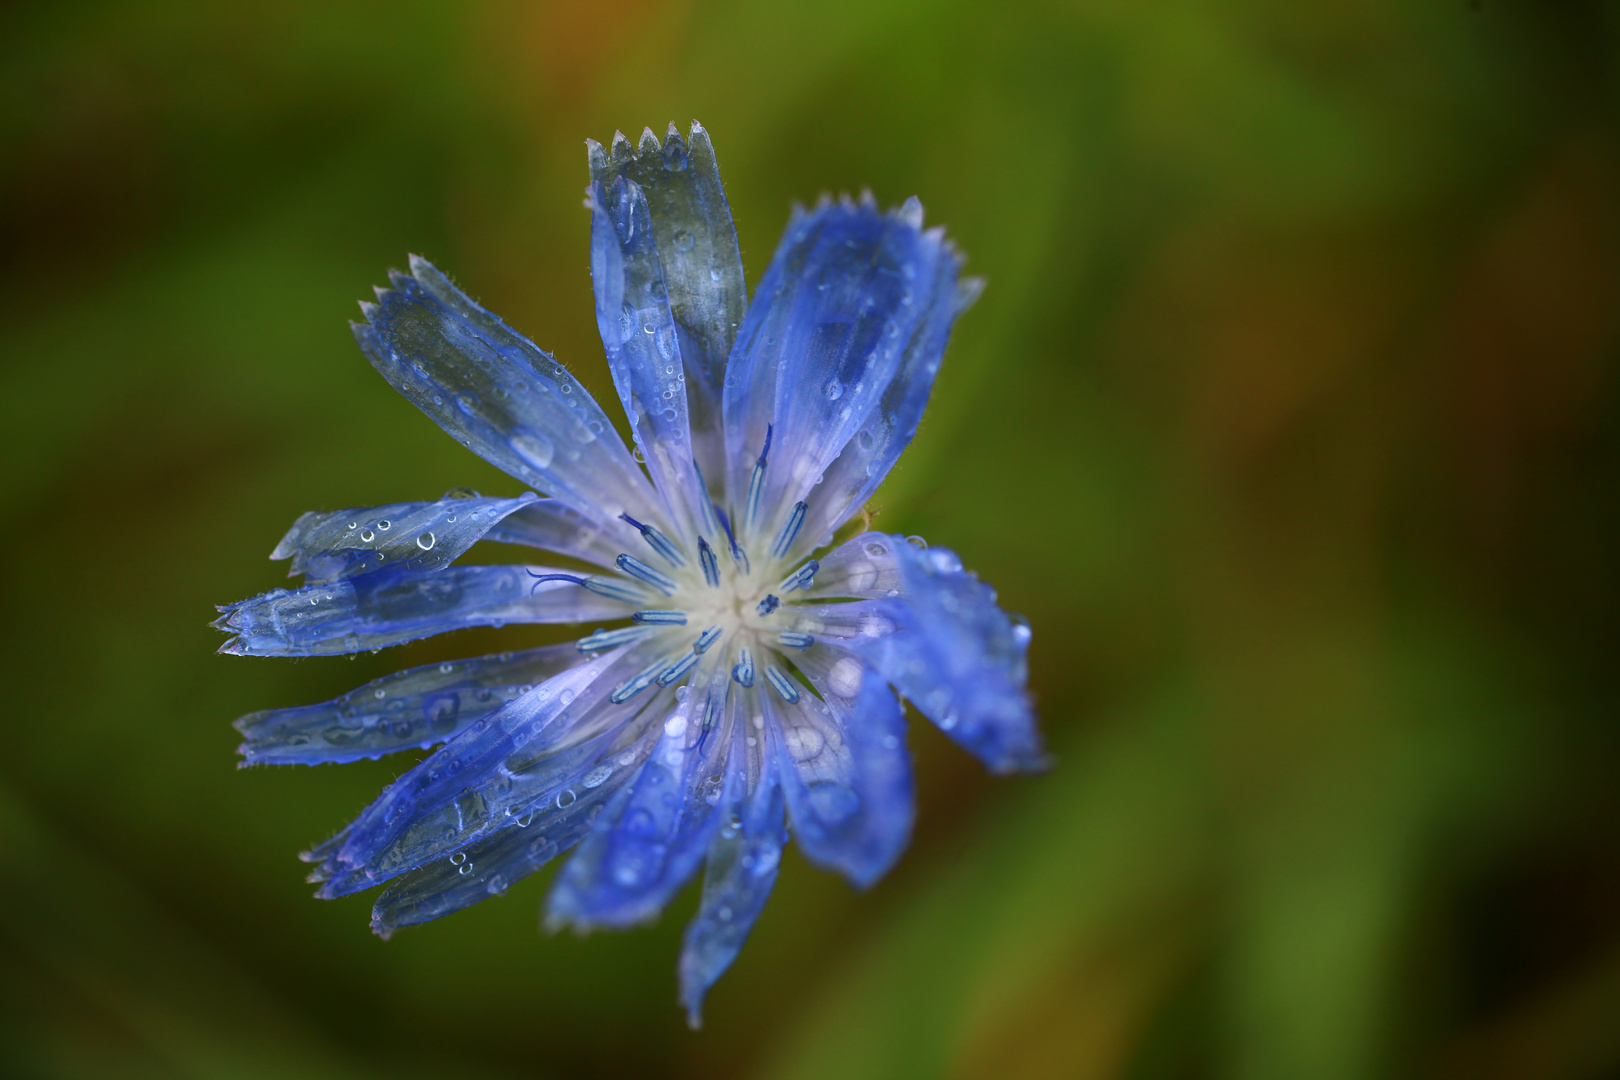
left=360, top=529, right=376, bottom=542
left=710, top=266, right=723, bottom=281
left=486, top=873, right=508, bottom=895
left=822, top=377, right=842, bottom=401
left=673, top=229, right=695, bottom=252
left=556, top=788, right=577, bottom=808
left=559, top=688, right=576, bottom=705
left=906, top=535, right=928, bottom=549
left=416, top=532, right=436, bottom=551
left=516, top=812, right=534, bottom=828
left=511, top=428, right=555, bottom=469
left=828, top=657, right=864, bottom=698
left=458, top=863, right=473, bottom=875
left=450, top=851, right=466, bottom=865
left=632, top=445, right=646, bottom=464
left=346, top=521, right=358, bottom=530
left=582, top=764, right=613, bottom=788
left=864, top=542, right=888, bottom=558
left=665, top=714, right=688, bottom=738
left=662, top=407, right=677, bottom=421
left=455, top=390, right=480, bottom=413
left=377, top=520, right=392, bottom=531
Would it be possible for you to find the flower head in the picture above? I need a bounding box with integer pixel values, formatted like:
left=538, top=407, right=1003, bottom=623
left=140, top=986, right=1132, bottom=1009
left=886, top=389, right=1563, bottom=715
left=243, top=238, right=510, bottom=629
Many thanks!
left=217, top=122, right=1044, bottom=1025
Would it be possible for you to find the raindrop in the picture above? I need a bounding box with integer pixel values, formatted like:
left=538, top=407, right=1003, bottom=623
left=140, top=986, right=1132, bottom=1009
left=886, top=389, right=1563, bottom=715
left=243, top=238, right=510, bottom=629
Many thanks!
left=673, top=229, right=695, bottom=252
left=822, top=377, right=842, bottom=401
left=416, top=532, right=436, bottom=551
left=455, top=390, right=480, bottom=413
left=458, top=863, right=473, bottom=875
left=582, top=764, right=613, bottom=788
left=360, top=529, right=376, bottom=542
left=632, top=445, right=646, bottom=464
left=346, top=521, right=358, bottom=530
left=906, top=535, right=928, bottom=549
left=377, top=520, right=392, bottom=531
left=559, top=689, right=576, bottom=705
left=662, top=407, right=677, bottom=421
left=450, top=852, right=466, bottom=865
left=511, top=428, right=555, bottom=470
left=440, top=663, right=454, bottom=674
left=864, top=542, right=888, bottom=557
left=556, top=788, right=577, bottom=808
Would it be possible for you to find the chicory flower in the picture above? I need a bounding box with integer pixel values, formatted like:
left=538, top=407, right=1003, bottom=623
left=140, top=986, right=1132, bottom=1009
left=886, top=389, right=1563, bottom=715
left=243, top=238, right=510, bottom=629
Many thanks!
left=217, top=122, right=1044, bottom=1025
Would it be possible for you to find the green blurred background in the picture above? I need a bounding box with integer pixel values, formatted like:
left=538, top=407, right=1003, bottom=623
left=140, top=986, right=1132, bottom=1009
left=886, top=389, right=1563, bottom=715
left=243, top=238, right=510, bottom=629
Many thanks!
left=3, top=1, right=1619, bottom=1077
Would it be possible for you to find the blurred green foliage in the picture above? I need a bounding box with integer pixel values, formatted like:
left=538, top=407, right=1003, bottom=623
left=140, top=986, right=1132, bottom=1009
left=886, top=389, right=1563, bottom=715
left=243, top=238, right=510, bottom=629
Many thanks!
left=3, top=1, right=1619, bottom=1077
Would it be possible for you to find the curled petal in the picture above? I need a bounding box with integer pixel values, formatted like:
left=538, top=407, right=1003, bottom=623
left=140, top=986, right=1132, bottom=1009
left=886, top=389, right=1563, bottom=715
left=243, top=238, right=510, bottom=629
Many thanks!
left=215, top=565, right=639, bottom=657
left=546, top=661, right=732, bottom=929
left=774, top=649, right=913, bottom=887
left=678, top=713, right=784, bottom=1028
left=792, top=536, right=1045, bottom=774
left=234, top=644, right=583, bottom=766
left=588, top=123, right=745, bottom=492
left=312, top=647, right=674, bottom=897
left=352, top=255, right=656, bottom=540
left=369, top=713, right=663, bottom=937
left=271, top=492, right=538, bottom=583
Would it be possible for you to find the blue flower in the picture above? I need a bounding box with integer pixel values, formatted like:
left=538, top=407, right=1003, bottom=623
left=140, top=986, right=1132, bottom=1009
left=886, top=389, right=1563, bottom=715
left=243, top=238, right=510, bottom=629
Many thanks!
left=217, top=122, right=1045, bottom=1025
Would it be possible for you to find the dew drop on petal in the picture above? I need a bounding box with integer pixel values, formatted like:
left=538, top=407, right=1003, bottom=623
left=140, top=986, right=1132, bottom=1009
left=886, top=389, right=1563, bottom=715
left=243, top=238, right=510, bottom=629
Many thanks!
left=673, top=229, right=695, bottom=252
left=416, top=532, right=436, bottom=551
left=511, top=428, right=555, bottom=470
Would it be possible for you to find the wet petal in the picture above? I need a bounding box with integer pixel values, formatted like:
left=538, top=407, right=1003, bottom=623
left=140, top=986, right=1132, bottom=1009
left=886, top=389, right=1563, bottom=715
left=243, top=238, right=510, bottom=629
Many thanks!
left=270, top=492, right=538, bottom=583
left=589, top=124, right=745, bottom=492
left=590, top=172, right=706, bottom=535
left=722, top=197, right=967, bottom=547
left=369, top=711, right=664, bottom=937
left=481, top=498, right=624, bottom=569
left=774, top=649, right=912, bottom=887
left=215, top=564, right=640, bottom=657
left=678, top=707, right=784, bottom=1028
left=312, top=647, right=676, bottom=897
left=798, top=530, right=904, bottom=600
left=793, top=537, right=1045, bottom=774
left=234, top=643, right=582, bottom=766
left=546, top=662, right=732, bottom=929
left=352, top=255, right=658, bottom=533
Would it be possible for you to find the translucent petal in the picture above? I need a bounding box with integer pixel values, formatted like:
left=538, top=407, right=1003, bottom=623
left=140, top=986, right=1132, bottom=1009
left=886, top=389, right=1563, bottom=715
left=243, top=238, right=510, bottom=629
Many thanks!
left=721, top=198, right=966, bottom=546
left=588, top=123, right=745, bottom=493
left=352, top=255, right=660, bottom=532
left=481, top=497, right=624, bottom=569
left=369, top=711, right=665, bottom=936
left=214, top=565, right=639, bottom=657
left=270, top=492, right=538, bottom=583
left=790, top=537, right=1044, bottom=774
left=546, top=661, right=732, bottom=929
left=311, top=646, right=677, bottom=897
left=773, top=649, right=913, bottom=887
left=798, top=530, right=904, bottom=600
left=678, top=706, right=784, bottom=1028
left=234, top=643, right=582, bottom=766
left=589, top=174, right=706, bottom=535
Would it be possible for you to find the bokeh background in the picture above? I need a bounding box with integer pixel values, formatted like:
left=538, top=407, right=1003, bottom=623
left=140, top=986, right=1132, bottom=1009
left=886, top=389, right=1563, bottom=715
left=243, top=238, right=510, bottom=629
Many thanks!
left=3, top=1, right=1620, bottom=1077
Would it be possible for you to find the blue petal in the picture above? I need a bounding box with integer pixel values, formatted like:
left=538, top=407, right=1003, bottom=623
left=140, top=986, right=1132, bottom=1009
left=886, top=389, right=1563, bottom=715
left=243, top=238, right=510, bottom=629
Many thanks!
left=352, top=255, right=655, bottom=543
left=270, top=492, right=538, bottom=583
left=215, top=564, right=639, bottom=657
left=773, top=650, right=913, bottom=888
left=368, top=707, right=666, bottom=937
left=589, top=171, right=706, bottom=535
left=798, top=530, right=904, bottom=599
left=794, top=536, right=1045, bottom=774
left=481, top=497, right=624, bottom=569
left=678, top=708, right=785, bottom=1028
left=234, top=643, right=582, bottom=766
left=722, top=196, right=969, bottom=548
left=546, top=662, right=732, bottom=929
left=589, top=124, right=745, bottom=493
left=311, top=647, right=677, bottom=897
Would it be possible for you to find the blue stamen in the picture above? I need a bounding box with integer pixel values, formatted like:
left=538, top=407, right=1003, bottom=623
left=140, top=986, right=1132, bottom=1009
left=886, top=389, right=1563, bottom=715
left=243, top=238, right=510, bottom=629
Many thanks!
left=632, top=610, right=688, bottom=625
left=764, top=665, right=801, bottom=704
left=527, top=571, right=645, bottom=604
left=746, top=424, right=772, bottom=528
left=619, top=513, right=685, bottom=568
left=731, top=647, right=755, bottom=687
left=756, top=594, right=780, bottom=616
left=771, top=501, right=807, bottom=558
left=695, top=625, right=723, bottom=653
left=610, top=659, right=666, bottom=704
left=576, top=626, right=651, bottom=652
left=616, top=553, right=677, bottom=594
left=777, top=631, right=813, bottom=650
left=698, top=537, right=721, bottom=588
left=655, top=652, right=701, bottom=686
left=779, top=559, right=820, bottom=593
left=715, top=506, right=750, bottom=573
left=693, top=462, right=722, bottom=538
